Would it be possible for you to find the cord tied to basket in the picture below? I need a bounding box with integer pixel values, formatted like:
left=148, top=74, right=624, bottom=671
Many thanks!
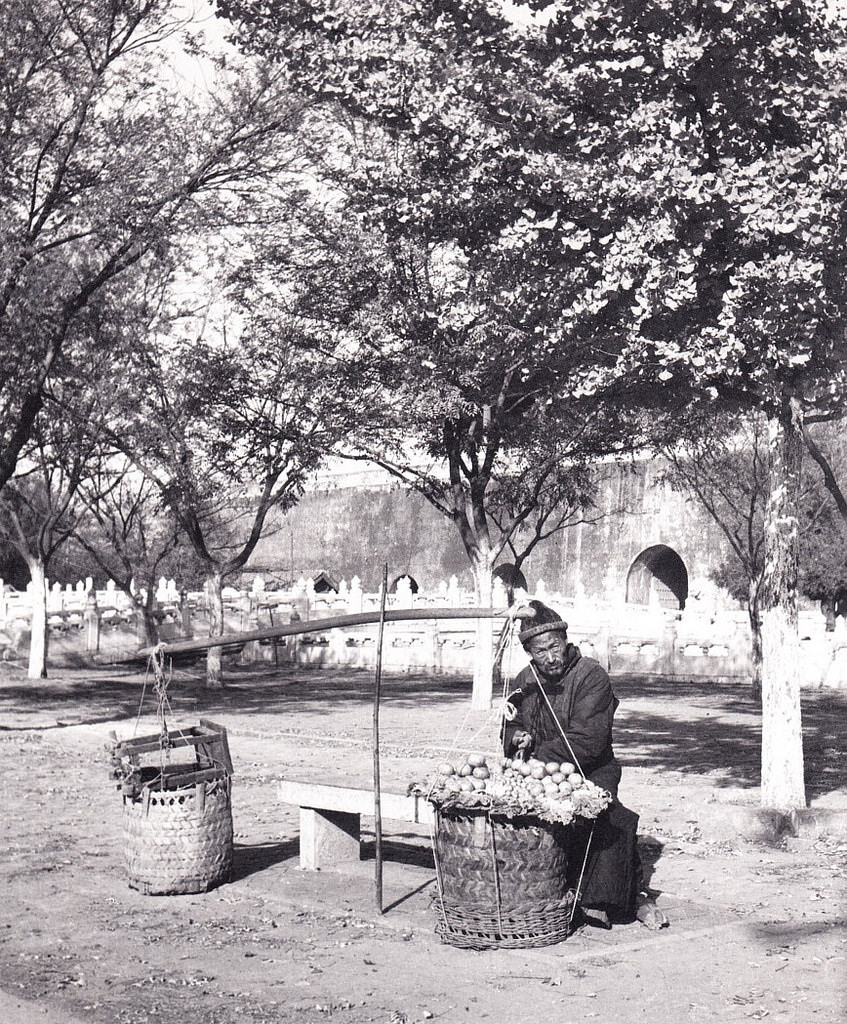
left=147, top=642, right=173, bottom=760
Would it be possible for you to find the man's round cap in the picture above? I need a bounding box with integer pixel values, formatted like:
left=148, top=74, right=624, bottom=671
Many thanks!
left=517, top=599, right=568, bottom=645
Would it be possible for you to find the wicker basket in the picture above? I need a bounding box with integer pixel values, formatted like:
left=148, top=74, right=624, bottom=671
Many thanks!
left=432, top=807, right=576, bottom=949
left=113, top=719, right=234, bottom=896
left=123, top=776, right=233, bottom=896
left=433, top=893, right=576, bottom=949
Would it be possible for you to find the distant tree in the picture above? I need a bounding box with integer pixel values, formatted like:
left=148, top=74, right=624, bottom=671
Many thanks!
left=662, top=409, right=769, bottom=700
left=492, top=461, right=632, bottom=579
left=0, top=377, right=102, bottom=677
left=666, top=407, right=847, bottom=689
left=800, top=523, right=847, bottom=629
left=72, top=454, right=202, bottom=646
left=108, top=316, right=375, bottom=687
left=0, top=547, right=29, bottom=590
left=802, top=419, right=847, bottom=521
left=797, top=438, right=847, bottom=630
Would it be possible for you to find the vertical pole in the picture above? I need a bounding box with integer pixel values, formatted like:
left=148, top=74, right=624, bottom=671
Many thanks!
left=268, top=606, right=280, bottom=668
left=84, top=588, right=100, bottom=654
left=179, top=587, right=191, bottom=637
left=373, top=563, right=388, bottom=914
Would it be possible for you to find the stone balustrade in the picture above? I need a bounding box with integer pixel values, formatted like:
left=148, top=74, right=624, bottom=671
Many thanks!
left=1, top=572, right=846, bottom=689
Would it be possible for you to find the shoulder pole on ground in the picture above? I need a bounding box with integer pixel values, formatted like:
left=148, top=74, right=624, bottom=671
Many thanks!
left=373, top=564, right=388, bottom=914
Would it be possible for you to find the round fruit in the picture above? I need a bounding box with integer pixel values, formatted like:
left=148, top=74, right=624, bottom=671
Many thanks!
left=472, top=765, right=490, bottom=780
left=518, top=761, right=533, bottom=777
left=558, top=780, right=573, bottom=795
left=560, top=762, right=575, bottom=776
left=568, top=773, right=584, bottom=788
left=458, top=763, right=473, bottom=777
left=458, top=779, right=475, bottom=792
left=467, top=753, right=486, bottom=768
left=470, top=777, right=486, bottom=791
left=437, top=762, right=456, bottom=776
left=550, top=772, right=564, bottom=784
left=527, top=781, right=545, bottom=796
left=530, top=766, right=546, bottom=780
left=545, top=762, right=560, bottom=775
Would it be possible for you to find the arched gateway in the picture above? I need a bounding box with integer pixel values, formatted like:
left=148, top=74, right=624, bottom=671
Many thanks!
left=626, top=544, right=688, bottom=610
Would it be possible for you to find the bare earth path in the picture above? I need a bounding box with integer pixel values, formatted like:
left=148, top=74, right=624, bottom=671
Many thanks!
left=0, top=663, right=845, bottom=1024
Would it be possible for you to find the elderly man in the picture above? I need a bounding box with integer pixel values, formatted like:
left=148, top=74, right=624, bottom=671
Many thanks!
left=503, top=599, right=667, bottom=930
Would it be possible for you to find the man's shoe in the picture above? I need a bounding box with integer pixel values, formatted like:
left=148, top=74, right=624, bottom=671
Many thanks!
left=636, top=896, right=669, bottom=930
left=581, top=906, right=611, bottom=929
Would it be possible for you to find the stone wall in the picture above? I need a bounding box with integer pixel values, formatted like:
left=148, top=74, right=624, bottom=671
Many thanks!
left=253, top=458, right=736, bottom=617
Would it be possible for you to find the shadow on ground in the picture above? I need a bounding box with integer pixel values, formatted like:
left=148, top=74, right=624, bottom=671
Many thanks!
left=0, top=661, right=470, bottom=725
left=232, top=839, right=300, bottom=881
left=612, top=675, right=847, bottom=800
left=361, top=834, right=435, bottom=870
left=637, top=837, right=665, bottom=891
left=0, top=664, right=844, bottom=801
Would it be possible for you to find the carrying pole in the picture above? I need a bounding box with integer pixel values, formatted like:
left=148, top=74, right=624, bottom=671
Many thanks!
left=128, top=607, right=504, bottom=662
left=373, top=563, right=389, bottom=914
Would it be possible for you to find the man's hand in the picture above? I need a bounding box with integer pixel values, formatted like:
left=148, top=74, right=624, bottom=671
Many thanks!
left=511, top=729, right=533, bottom=754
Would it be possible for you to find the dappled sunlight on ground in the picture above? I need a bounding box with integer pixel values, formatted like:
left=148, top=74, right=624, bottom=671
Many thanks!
left=1, top=663, right=843, bottom=803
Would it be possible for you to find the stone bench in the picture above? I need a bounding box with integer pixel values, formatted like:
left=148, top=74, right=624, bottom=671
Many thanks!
left=278, top=780, right=434, bottom=870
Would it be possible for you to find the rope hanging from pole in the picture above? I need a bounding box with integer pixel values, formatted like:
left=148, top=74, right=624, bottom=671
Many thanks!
left=522, top=661, right=597, bottom=923
left=135, top=643, right=174, bottom=777
left=133, top=643, right=195, bottom=786
left=525, top=661, right=587, bottom=780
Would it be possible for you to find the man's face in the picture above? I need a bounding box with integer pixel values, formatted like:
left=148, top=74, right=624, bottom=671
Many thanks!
left=525, top=630, right=568, bottom=678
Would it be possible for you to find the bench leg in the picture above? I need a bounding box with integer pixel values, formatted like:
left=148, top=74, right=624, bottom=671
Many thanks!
left=299, top=807, right=361, bottom=870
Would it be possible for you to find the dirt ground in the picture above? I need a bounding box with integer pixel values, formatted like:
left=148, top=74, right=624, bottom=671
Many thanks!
left=0, top=660, right=846, bottom=1024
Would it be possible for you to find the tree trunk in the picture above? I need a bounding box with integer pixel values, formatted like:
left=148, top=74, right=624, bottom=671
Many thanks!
left=142, top=587, right=160, bottom=647
left=26, top=560, right=48, bottom=680
left=759, top=401, right=806, bottom=811
left=205, top=572, right=224, bottom=689
left=141, top=607, right=159, bottom=646
left=821, top=598, right=836, bottom=633
left=747, top=581, right=762, bottom=704
left=471, top=556, right=494, bottom=710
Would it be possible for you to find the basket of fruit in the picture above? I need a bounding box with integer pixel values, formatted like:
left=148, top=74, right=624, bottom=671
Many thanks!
left=411, top=753, right=611, bottom=950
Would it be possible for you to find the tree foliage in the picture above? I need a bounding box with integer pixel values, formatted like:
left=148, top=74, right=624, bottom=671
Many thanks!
left=0, top=0, right=307, bottom=491
left=213, top=0, right=663, bottom=600
left=214, top=1, right=846, bottom=418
